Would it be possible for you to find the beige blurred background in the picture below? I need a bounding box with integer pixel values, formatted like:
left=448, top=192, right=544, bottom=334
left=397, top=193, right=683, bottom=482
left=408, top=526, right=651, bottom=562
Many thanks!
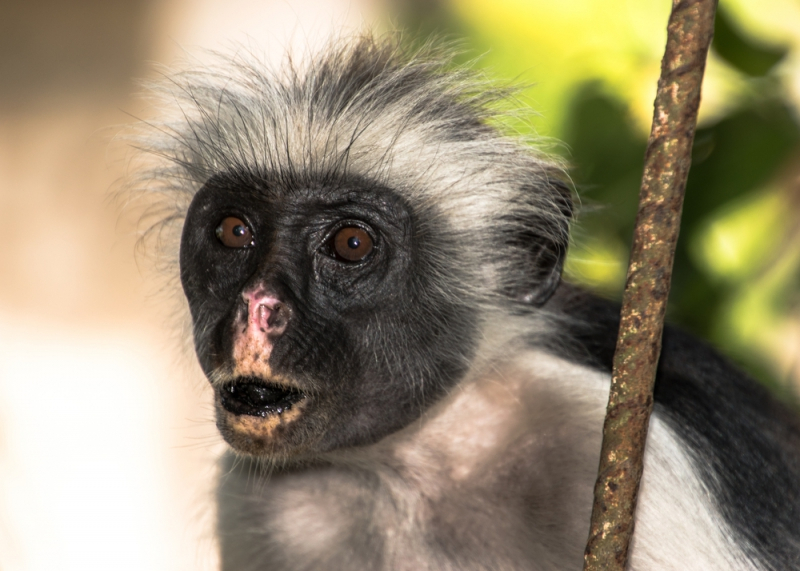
left=2, top=1, right=799, bottom=569
left=0, top=1, right=376, bottom=569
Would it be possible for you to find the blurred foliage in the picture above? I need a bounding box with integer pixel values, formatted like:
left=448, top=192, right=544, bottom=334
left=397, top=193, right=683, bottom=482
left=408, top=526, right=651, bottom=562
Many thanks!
left=388, top=0, right=800, bottom=392
left=713, top=7, right=787, bottom=77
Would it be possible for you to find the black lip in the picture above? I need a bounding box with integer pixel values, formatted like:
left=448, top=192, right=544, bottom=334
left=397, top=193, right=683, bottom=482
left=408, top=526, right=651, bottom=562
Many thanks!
left=219, top=377, right=305, bottom=417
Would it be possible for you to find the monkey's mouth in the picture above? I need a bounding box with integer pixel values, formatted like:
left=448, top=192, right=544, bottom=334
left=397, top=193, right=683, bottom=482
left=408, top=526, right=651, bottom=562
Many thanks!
left=219, top=377, right=305, bottom=417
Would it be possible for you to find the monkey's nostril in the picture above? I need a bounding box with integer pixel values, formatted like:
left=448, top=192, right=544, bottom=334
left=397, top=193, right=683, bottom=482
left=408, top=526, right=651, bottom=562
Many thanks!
left=266, top=304, right=290, bottom=330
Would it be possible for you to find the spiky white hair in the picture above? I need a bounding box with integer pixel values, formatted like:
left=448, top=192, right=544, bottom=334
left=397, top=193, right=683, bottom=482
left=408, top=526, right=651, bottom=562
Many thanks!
left=129, top=34, right=572, bottom=311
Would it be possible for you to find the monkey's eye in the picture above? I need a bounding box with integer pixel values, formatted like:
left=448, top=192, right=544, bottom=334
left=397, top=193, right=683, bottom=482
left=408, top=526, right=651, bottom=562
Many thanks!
left=332, top=226, right=373, bottom=262
left=216, top=217, right=254, bottom=248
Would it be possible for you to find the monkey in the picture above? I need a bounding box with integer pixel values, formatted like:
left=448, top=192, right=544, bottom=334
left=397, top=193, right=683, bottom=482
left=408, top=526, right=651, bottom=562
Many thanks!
left=133, top=35, right=800, bottom=570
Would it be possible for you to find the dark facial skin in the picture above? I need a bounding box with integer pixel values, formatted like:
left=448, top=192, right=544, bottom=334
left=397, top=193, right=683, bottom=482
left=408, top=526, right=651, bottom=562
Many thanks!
left=179, top=171, right=477, bottom=460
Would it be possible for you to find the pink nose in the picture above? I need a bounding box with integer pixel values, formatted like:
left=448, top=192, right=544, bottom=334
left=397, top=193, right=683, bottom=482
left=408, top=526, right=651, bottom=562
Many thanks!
left=242, top=287, right=288, bottom=335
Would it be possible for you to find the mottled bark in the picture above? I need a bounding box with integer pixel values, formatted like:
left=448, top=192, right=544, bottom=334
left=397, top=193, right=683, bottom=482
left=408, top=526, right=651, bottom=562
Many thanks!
left=582, top=1, right=718, bottom=569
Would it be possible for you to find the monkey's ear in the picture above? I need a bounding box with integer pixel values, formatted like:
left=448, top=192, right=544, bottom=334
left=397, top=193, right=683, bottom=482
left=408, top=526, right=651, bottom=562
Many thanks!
left=504, top=179, right=572, bottom=307
left=514, top=249, right=564, bottom=306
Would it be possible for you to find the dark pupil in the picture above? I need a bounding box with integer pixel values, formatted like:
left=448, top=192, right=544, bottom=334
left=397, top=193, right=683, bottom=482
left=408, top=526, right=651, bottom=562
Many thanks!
left=233, top=225, right=246, bottom=237
left=347, top=236, right=361, bottom=249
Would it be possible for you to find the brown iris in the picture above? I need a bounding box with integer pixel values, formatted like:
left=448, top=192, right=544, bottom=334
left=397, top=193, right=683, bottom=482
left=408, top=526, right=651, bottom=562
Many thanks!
left=333, top=226, right=373, bottom=262
left=216, top=216, right=254, bottom=248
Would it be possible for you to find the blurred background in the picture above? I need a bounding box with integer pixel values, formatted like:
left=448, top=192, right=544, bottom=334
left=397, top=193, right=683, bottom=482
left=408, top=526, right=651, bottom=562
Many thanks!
left=0, top=0, right=798, bottom=569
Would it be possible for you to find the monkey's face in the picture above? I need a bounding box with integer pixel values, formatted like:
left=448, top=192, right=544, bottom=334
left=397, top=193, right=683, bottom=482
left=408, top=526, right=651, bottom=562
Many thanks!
left=179, top=171, right=477, bottom=459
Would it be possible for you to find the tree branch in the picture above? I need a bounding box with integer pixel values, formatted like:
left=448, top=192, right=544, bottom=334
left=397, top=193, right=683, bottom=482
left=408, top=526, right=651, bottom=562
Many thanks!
left=582, top=1, right=718, bottom=569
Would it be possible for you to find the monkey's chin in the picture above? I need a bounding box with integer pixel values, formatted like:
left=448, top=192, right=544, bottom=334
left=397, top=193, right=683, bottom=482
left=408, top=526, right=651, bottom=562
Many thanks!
left=214, top=377, right=308, bottom=456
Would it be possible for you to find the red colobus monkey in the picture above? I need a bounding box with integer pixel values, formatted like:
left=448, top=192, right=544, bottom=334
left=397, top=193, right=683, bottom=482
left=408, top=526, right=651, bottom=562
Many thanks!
left=134, top=35, right=800, bottom=570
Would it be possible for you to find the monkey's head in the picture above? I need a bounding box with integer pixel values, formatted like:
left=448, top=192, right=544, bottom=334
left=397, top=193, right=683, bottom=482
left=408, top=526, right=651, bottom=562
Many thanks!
left=138, top=36, right=572, bottom=461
